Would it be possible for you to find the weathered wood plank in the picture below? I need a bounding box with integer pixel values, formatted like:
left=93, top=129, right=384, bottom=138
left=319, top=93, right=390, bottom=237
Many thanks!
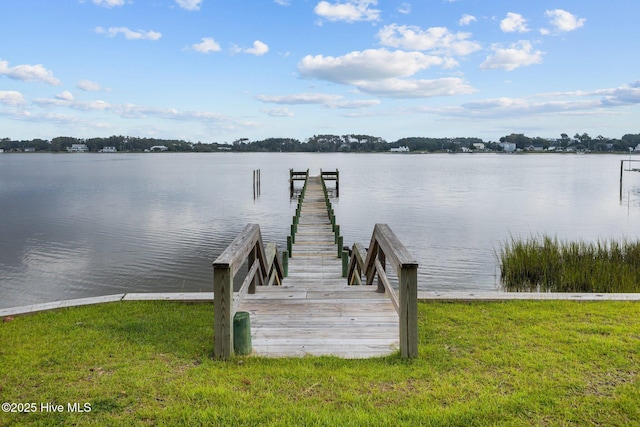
left=213, top=265, right=233, bottom=359
left=399, top=264, right=418, bottom=358
left=213, top=224, right=260, bottom=277
left=235, top=174, right=400, bottom=358
left=375, top=259, right=399, bottom=314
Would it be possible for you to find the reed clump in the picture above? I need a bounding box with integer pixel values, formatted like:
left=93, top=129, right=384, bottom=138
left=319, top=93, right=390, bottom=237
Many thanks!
left=499, top=235, right=640, bottom=292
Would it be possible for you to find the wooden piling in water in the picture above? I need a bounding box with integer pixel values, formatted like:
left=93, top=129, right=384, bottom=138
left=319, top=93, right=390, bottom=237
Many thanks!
left=253, top=169, right=261, bottom=199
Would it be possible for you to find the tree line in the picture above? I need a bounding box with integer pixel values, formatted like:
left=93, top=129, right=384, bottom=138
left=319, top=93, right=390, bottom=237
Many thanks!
left=2, top=132, right=640, bottom=153
left=499, top=133, right=640, bottom=152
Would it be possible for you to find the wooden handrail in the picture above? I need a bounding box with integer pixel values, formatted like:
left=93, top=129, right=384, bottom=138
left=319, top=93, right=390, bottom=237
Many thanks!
left=290, top=169, right=309, bottom=197
left=347, top=242, right=367, bottom=285
left=213, top=224, right=284, bottom=359
left=320, top=168, right=339, bottom=196
left=347, top=224, right=418, bottom=358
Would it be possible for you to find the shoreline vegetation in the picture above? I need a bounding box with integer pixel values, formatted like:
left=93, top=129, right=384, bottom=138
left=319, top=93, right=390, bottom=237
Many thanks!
left=500, top=235, right=640, bottom=293
left=1, top=300, right=639, bottom=425
left=3, top=132, right=640, bottom=153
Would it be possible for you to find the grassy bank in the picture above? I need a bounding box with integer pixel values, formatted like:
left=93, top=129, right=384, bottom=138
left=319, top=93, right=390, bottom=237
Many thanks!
left=499, top=235, right=640, bottom=292
left=1, top=300, right=639, bottom=426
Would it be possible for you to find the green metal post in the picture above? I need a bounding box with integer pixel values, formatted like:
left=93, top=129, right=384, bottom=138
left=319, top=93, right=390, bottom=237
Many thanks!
left=233, top=311, right=252, bottom=356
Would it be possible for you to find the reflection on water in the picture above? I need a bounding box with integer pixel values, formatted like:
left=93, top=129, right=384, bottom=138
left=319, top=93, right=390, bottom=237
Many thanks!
left=2, top=152, right=640, bottom=309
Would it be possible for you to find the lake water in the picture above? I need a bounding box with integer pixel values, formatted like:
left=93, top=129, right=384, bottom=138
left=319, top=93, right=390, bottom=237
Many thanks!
left=2, top=152, right=640, bottom=309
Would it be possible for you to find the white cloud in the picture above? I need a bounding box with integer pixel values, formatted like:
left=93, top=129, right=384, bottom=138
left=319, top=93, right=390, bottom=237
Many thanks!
left=314, top=0, right=380, bottom=23
left=30, top=93, right=258, bottom=130
left=175, top=0, right=202, bottom=11
left=191, top=37, right=221, bottom=53
left=421, top=82, right=640, bottom=121
left=55, top=91, right=74, bottom=102
left=545, top=9, right=586, bottom=32
left=77, top=80, right=106, bottom=91
left=335, top=99, right=381, bottom=108
left=595, top=81, right=640, bottom=106
left=500, top=12, right=529, bottom=33
left=461, top=97, right=599, bottom=117
left=257, top=92, right=380, bottom=108
left=262, top=107, right=294, bottom=117
left=274, top=0, right=290, bottom=5
left=377, top=24, right=481, bottom=56
left=299, top=48, right=450, bottom=85
left=95, top=27, right=162, bottom=41
left=36, top=96, right=111, bottom=111
left=398, top=3, right=411, bottom=14
left=297, top=49, right=476, bottom=98
left=355, top=77, right=475, bottom=98
left=459, top=14, right=477, bottom=26
left=258, top=93, right=344, bottom=105
left=0, top=60, right=61, bottom=85
left=480, top=41, right=543, bottom=71
left=92, top=0, right=125, bottom=7
left=0, top=91, right=26, bottom=106
left=245, top=40, right=269, bottom=56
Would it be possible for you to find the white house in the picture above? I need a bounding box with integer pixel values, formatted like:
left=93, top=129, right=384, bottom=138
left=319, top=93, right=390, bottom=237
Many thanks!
left=148, top=145, right=168, bottom=152
left=390, top=146, right=409, bottom=153
left=99, top=146, right=117, bottom=153
left=67, top=144, right=89, bottom=152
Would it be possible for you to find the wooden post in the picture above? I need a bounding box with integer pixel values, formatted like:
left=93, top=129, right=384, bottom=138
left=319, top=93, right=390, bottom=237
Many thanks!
left=376, top=250, right=386, bottom=293
left=620, top=160, right=624, bottom=200
left=248, top=245, right=257, bottom=294
left=213, top=264, right=233, bottom=359
left=212, top=224, right=284, bottom=360
left=289, top=169, right=294, bottom=198
left=342, top=250, right=348, bottom=277
left=399, top=264, right=418, bottom=358
left=336, top=169, right=339, bottom=197
left=283, top=250, right=288, bottom=277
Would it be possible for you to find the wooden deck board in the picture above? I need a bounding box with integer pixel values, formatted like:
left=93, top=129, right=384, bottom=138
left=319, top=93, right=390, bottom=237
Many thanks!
left=237, top=175, right=399, bottom=358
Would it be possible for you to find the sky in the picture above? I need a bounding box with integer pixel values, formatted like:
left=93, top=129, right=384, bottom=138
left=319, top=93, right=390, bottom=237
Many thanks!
left=1, top=0, right=640, bottom=143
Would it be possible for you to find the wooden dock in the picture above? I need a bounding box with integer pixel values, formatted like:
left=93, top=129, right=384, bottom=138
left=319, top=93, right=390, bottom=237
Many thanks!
left=237, top=176, right=399, bottom=358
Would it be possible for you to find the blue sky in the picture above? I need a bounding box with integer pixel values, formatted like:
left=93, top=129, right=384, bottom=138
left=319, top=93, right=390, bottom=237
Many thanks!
left=1, top=0, right=639, bottom=143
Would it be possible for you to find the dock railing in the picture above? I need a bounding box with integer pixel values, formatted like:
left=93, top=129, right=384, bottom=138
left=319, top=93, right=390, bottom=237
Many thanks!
left=213, top=224, right=284, bottom=359
left=347, top=224, right=418, bottom=358
left=320, top=168, right=339, bottom=197
left=289, top=168, right=309, bottom=197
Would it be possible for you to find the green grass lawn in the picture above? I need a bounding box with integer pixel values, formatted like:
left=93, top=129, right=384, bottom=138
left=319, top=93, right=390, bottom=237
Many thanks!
left=1, top=300, right=639, bottom=426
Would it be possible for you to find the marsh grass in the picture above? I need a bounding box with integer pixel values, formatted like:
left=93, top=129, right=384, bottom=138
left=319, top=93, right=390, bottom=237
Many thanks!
left=499, top=235, right=640, bottom=292
left=1, top=300, right=639, bottom=426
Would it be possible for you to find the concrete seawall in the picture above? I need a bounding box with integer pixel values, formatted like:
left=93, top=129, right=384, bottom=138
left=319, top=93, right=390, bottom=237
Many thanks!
left=2, top=291, right=640, bottom=318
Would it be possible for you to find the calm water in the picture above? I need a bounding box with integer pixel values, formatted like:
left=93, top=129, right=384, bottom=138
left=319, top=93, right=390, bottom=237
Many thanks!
left=2, top=152, right=640, bottom=309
